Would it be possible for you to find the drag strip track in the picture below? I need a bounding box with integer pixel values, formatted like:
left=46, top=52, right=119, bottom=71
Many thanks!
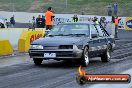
left=40, top=44, right=132, bottom=88
left=39, top=40, right=132, bottom=88
left=0, top=40, right=132, bottom=88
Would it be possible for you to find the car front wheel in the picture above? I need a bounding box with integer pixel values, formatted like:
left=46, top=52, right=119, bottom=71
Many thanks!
left=33, top=58, right=43, bottom=65
left=81, top=46, right=89, bottom=67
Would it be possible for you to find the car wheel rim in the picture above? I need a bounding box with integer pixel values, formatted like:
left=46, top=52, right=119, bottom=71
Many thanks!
left=107, top=49, right=111, bottom=59
left=84, top=52, right=89, bottom=65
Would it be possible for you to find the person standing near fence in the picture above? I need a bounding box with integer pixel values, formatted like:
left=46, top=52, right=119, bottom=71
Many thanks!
left=107, top=4, right=112, bottom=16
left=114, top=16, right=121, bottom=38
left=100, top=17, right=106, bottom=28
left=10, top=15, right=15, bottom=28
left=42, top=15, right=45, bottom=28
left=113, top=3, right=118, bottom=16
left=111, top=16, right=115, bottom=37
left=72, top=15, right=79, bottom=22
left=36, top=15, right=43, bottom=28
left=45, top=7, right=55, bottom=30
left=93, top=17, right=99, bottom=24
left=32, top=16, right=36, bottom=29
left=5, top=19, right=9, bottom=28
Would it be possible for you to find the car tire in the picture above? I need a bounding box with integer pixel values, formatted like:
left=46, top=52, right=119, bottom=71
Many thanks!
left=101, top=45, right=112, bottom=62
left=33, top=58, right=43, bottom=65
left=81, top=46, right=89, bottom=67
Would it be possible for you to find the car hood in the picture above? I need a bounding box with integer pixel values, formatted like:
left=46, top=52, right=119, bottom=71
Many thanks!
left=32, top=36, right=87, bottom=46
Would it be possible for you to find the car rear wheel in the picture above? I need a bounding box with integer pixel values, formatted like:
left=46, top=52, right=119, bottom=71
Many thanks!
left=81, top=46, right=89, bottom=67
left=101, top=45, right=111, bottom=62
left=33, top=58, right=43, bottom=65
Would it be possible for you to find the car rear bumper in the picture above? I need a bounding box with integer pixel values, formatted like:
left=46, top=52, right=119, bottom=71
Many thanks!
left=29, top=49, right=83, bottom=60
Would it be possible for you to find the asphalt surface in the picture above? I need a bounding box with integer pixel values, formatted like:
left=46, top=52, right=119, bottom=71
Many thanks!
left=0, top=30, right=132, bottom=88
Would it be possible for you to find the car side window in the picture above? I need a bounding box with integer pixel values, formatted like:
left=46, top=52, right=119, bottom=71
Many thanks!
left=90, top=24, right=99, bottom=38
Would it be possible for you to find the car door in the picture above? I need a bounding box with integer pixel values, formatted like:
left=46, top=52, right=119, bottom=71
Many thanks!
left=88, top=24, right=100, bottom=57
left=94, top=24, right=107, bottom=54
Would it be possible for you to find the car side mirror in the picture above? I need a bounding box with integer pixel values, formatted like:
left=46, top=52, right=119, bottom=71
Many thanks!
left=91, top=34, right=98, bottom=38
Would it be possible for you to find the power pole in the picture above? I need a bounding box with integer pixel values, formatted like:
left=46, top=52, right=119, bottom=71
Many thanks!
left=12, top=0, right=15, bottom=13
left=66, top=0, right=67, bottom=8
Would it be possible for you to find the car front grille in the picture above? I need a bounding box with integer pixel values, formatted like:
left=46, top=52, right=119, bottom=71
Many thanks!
left=29, top=51, right=74, bottom=57
left=43, top=46, right=59, bottom=50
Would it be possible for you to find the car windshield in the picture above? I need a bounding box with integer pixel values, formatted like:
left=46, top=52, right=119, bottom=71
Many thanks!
left=47, top=24, right=90, bottom=37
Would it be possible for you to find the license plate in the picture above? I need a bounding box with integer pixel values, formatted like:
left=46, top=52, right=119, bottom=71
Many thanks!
left=44, top=53, right=56, bottom=58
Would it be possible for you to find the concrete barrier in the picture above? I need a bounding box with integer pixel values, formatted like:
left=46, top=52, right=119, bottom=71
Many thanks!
left=0, top=40, right=13, bottom=56
left=18, top=29, right=45, bottom=52
left=0, top=28, right=28, bottom=50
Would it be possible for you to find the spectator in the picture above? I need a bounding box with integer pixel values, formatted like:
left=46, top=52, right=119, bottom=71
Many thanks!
left=36, top=15, right=38, bottom=28
left=5, top=19, right=9, bottom=28
left=100, top=17, right=103, bottom=26
left=45, top=7, right=55, bottom=30
left=42, top=15, right=45, bottom=28
left=93, top=17, right=99, bottom=24
left=111, top=16, right=115, bottom=23
left=113, top=3, right=118, bottom=16
left=107, top=4, right=112, bottom=16
left=0, top=22, right=5, bottom=28
left=32, top=16, right=36, bottom=29
left=72, top=15, right=79, bottom=22
left=36, top=15, right=43, bottom=28
left=114, top=16, right=121, bottom=38
left=100, top=17, right=106, bottom=28
left=111, top=16, right=115, bottom=37
left=10, top=15, right=15, bottom=27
